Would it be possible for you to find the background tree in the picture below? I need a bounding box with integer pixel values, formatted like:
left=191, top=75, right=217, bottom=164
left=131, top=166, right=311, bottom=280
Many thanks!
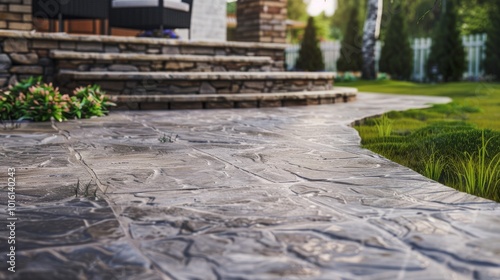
left=337, top=3, right=363, bottom=72
left=296, top=17, right=325, bottom=71
left=331, top=0, right=366, bottom=40
left=362, top=0, right=383, bottom=79
left=426, top=0, right=465, bottom=82
left=379, top=3, right=413, bottom=80
left=287, top=0, right=308, bottom=22
left=484, top=1, right=500, bottom=80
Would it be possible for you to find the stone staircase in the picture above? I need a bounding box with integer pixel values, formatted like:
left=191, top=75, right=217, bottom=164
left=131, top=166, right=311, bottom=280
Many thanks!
left=0, top=30, right=356, bottom=110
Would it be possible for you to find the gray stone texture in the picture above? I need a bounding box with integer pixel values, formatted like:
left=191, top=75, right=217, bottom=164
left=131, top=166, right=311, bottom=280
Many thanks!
left=0, top=93, right=499, bottom=279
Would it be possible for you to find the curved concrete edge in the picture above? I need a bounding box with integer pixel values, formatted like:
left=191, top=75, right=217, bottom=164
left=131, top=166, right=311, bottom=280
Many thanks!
left=350, top=92, right=452, bottom=126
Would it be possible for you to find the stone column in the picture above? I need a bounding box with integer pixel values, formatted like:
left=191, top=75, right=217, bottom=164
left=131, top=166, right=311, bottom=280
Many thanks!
left=236, top=0, right=287, bottom=44
left=0, top=0, right=33, bottom=31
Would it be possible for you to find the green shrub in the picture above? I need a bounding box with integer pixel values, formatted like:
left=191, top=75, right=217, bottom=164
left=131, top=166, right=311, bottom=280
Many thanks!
left=426, top=0, right=465, bottom=82
left=379, top=4, right=412, bottom=81
left=295, top=17, right=325, bottom=71
left=0, top=77, right=69, bottom=122
left=337, top=3, right=363, bottom=72
left=485, top=3, right=500, bottom=80
left=335, top=72, right=358, bottom=83
left=0, top=77, right=114, bottom=123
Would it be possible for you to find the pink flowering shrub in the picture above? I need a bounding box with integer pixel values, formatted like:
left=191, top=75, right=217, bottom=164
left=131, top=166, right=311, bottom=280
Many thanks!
left=0, top=77, right=114, bottom=123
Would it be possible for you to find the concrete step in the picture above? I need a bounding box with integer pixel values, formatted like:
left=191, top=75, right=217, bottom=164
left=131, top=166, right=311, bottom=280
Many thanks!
left=50, top=51, right=276, bottom=72
left=110, top=88, right=358, bottom=110
left=57, top=71, right=335, bottom=95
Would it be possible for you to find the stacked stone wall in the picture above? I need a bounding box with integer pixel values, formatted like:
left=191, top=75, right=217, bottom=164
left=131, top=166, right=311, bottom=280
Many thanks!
left=0, top=31, right=286, bottom=87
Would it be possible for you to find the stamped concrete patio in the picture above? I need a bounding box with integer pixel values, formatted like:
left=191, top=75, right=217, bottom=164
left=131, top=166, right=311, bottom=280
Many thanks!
left=1, top=92, right=500, bottom=279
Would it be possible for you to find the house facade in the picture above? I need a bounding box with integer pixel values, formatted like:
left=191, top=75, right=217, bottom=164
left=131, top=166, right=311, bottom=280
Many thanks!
left=1, top=0, right=227, bottom=41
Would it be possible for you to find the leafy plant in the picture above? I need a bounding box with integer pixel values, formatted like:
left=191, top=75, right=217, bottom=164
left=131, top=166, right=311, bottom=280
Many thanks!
left=1, top=77, right=70, bottom=122
left=69, top=85, right=115, bottom=119
left=0, top=77, right=114, bottom=123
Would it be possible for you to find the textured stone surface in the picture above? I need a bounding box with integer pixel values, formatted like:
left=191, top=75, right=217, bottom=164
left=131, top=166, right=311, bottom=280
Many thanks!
left=9, top=53, right=38, bottom=64
left=0, top=93, right=499, bottom=279
left=0, top=53, right=11, bottom=71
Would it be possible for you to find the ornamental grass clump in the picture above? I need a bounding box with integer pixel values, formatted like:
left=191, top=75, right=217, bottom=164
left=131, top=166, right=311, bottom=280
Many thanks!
left=422, top=149, right=446, bottom=182
left=374, top=114, right=394, bottom=137
left=0, top=77, right=114, bottom=124
left=454, top=131, right=500, bottom=200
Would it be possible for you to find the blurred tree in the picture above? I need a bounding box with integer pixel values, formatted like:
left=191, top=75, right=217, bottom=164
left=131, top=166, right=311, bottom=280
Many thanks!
left=227, top=1, right=236, bottom=14
left=337, top=2, right=363, bottom=72
left=379, top=2, right=413, bottom=80
left=331, top=0, right=366, bottom=40
left=426, top=0, right=465, bottom=82
left=458, top=0, right=495, bottom=35
left=288, top=0, right=308, bottom=21
left=296, top=17, right=325, bottom=71
left=484, top=1, right=500, bottom=80
left=288, top=0, right=334, bottom=43
left=381, top=0, right=438, bottom=38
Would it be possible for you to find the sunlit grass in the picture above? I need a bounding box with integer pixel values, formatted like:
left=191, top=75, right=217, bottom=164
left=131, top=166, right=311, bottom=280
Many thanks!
left=374, top=114, right=394, bottom=137
left=342, top=80, right=500, bottom=202
left=338, top=81, right=500, bottom=130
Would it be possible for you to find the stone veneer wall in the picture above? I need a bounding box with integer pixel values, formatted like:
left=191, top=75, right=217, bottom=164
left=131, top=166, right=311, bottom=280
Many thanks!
left=0, top=30, right=287, bottom=87
left=0, top=0, right=32, bottom=31
left=236, top=0, right=287, bottom=43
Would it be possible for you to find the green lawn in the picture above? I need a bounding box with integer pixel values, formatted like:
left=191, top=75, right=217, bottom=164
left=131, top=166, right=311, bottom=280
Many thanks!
left=336, top=80, right=500, bottom=201
left=337, top=80, right=500, bottom=130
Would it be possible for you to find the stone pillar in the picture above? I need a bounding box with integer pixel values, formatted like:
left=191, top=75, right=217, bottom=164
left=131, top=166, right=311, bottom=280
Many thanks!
left=0, top=0, right=33, bottom=31
left=236, top=0, right=287, bottom=44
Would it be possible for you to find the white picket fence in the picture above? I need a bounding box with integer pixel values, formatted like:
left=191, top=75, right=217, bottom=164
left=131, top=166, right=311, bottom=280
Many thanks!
left=285, top=34, right=487, bottom=81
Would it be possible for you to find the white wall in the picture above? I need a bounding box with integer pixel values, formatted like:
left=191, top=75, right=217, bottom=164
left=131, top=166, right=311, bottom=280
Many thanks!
left=177, top=0, right=227, bottom=41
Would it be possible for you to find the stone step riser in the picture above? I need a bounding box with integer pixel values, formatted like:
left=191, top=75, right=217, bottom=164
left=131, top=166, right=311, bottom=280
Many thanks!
left=116, top=97, right=351, bottom=110
left=110, top=90, right=357, bottom=110
left=51, top=51, right=278, bottom=73
left=57, top=71, right=335, bottom=96
left=60, top=78, right=333, bottom=96
left=55, top=59, right=275, bottom=73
